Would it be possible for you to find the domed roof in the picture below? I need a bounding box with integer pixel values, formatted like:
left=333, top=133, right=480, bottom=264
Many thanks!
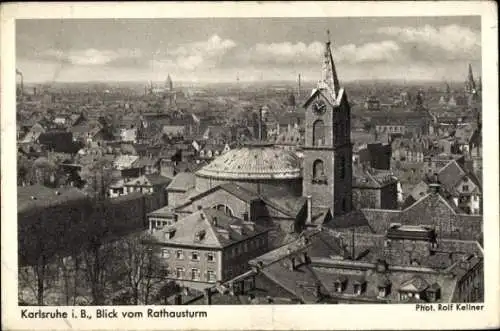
left=196, top=143, right=302, bottom=180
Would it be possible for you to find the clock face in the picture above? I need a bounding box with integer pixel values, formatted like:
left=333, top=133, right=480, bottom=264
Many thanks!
left=313, top=100, right=326, bottom=115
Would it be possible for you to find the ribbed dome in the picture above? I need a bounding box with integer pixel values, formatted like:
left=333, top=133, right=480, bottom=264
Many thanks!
left=196, top=143, right=302, bottom=180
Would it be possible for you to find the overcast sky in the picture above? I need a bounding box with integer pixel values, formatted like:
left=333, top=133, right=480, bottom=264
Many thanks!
left=16, top=16, right=481, bottom=84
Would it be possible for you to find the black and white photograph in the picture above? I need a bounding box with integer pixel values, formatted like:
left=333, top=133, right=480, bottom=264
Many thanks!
left=2, top=2, right=498, bottom=330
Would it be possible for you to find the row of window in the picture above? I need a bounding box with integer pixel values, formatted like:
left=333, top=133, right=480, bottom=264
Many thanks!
left=225, top=236, right=265, bottom=259
left=174, top=267, right=217, bottom=282
left=376, top=126, right=405, bottom=132
left=162, top=249, right=216, bottom=262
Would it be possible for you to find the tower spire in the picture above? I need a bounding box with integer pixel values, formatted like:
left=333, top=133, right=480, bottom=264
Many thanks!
left=319, top=29, right=340, bottom=99
left=466, top=63, right=476, bottom=93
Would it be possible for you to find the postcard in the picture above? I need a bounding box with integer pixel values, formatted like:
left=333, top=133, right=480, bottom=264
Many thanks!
left=1, top=1, right=498, bottom=330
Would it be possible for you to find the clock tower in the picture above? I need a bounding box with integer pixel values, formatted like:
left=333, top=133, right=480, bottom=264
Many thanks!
left=302, top=31, right=352, bottom=216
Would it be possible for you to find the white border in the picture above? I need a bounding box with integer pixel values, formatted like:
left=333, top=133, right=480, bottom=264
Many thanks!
left=1, top=2, right=499, bottom=330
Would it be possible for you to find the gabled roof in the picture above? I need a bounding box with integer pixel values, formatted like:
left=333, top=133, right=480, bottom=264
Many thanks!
left=124, top=174, right=171, bottom=187
left=166, top=172, right=196, bottom=192
left=149, top=208, right=269, bottom=249
left=437, top=160, right=466, bottom=192
left=399, top=276, right=429, bottom=292
left=113, top=155, right=139, bottom=170
left=175, top=182, right=260, bottom=210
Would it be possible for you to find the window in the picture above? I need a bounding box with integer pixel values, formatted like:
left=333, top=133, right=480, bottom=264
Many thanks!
left=212, top=204, right=234, bottom=216
left=207, top=253, right=215, bottom=262
left=313, top=120, right=325, bottom=146
left=176, top=267, right=184, bottom=279
left=207, top=270, right=216, bottom=282
left=191, top=252, right=200, bottom=261
left=462, top=185, right=469, bottom=192
left=176, top=250, right=184, bottom=260
left=312, top=159, right=327, bottom=184
left=161, top=248, right=170, bottom=258
left=378, top=287, right=387, bottom=298
left=353, top=283, right=362, bottom=296
left=191, top=268, right=200, bottom=281
left=400, top=292, right=408, bottom=301
left=338, top=156, right=346, bottom=180
left=334, top=281, right=344, bottom=293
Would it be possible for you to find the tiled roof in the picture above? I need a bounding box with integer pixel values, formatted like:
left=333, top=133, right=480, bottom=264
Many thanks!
left=113, top=155, right=139, bottom=170
left=124, top=174, right=171, bottom=187
left=261, top=196, right=307, bottom=219
left=399, top=275, right=429, bottom=292
left=166, top=172, right=196, bottom=192
left=438, top=160, right=465, bottom=192
left=196, top=144, right=301, bottom=180
left=149, top=208, right=269, bottom=249
left=326, top=210, right=372, bottom=230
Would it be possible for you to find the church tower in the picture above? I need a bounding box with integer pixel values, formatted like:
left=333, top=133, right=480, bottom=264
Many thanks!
left=302, top=31, right=352, bottom=216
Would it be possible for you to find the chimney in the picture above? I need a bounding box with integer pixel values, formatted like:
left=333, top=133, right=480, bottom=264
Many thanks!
left=204, top=288, right=212, bottom=305
left=429, top=183, right=441, bottom=194
left=289, top=256, right=296, bottom=271
left=306, top=195, right=312, bottom=225
left=174, top=293, right=182, bottom=305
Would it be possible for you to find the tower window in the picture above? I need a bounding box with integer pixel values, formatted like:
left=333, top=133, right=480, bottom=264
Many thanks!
left=312, top=159, right=327, bottom=184
left=338, top=156, right=346, bottom=180
left=313, top=120, right=325, bottom=146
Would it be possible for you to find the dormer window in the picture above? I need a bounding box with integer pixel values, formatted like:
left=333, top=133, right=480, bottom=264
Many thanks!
left=353, top=280, right=366, bottom=296
left=334, top=277, right=347, bottom=293
left=191, top=252, right=200, bottom=261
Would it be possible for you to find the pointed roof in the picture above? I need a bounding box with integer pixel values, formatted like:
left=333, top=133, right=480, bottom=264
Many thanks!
left=318, top=30, right=340, bottom=100
left=466, top=64, right=476, bottom=92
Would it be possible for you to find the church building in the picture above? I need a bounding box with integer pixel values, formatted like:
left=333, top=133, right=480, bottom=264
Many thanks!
left=302, top=31, right=353, bottom=217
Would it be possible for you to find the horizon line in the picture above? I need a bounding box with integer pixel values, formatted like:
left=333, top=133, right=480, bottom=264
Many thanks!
left=20, top=78, right=471, bottom=85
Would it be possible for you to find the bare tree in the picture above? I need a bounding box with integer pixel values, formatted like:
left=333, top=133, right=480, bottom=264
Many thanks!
left=78, top=154, right=115, bottom=200
left=111, top=232, right=165, bottom=305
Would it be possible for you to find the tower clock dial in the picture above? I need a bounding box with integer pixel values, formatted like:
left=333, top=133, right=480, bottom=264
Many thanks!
left=313, top=100, right=326, bottom=115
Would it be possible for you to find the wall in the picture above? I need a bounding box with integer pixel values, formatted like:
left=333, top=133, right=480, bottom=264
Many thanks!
left=195, top=176, right=303, bottom=198
left=353, top=182, right=397, bottom=210
left=156, top=246, right=222, bottom=284
left=221, top=232, right=269, bottom=280
left=18, top=191, right=166, bottom=267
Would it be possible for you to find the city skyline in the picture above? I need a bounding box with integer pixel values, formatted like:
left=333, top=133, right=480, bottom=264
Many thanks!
left=16, top=16, right=481, bottom=84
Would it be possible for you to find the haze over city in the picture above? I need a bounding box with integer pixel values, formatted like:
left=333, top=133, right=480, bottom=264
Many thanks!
left=16, top=16, right=481, bottom=84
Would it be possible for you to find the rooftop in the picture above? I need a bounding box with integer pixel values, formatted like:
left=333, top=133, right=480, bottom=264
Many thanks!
left=149, top=208, right=269, bottom=249
left=196, top=144, right=301, bottom=180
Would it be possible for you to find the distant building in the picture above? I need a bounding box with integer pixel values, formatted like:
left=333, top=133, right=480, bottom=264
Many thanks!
left=352, top=166, right=398, bottom=210
left=364, top=95, right=381, bottom=111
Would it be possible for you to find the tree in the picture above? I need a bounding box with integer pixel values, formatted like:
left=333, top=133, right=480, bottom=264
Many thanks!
left=111, top=232, right=165, bottom=305
left=79, top=157, right=115, bottom=199
left=18, top=209, right=59, bottom=305
left=17, top=154, right=34, bottom=186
